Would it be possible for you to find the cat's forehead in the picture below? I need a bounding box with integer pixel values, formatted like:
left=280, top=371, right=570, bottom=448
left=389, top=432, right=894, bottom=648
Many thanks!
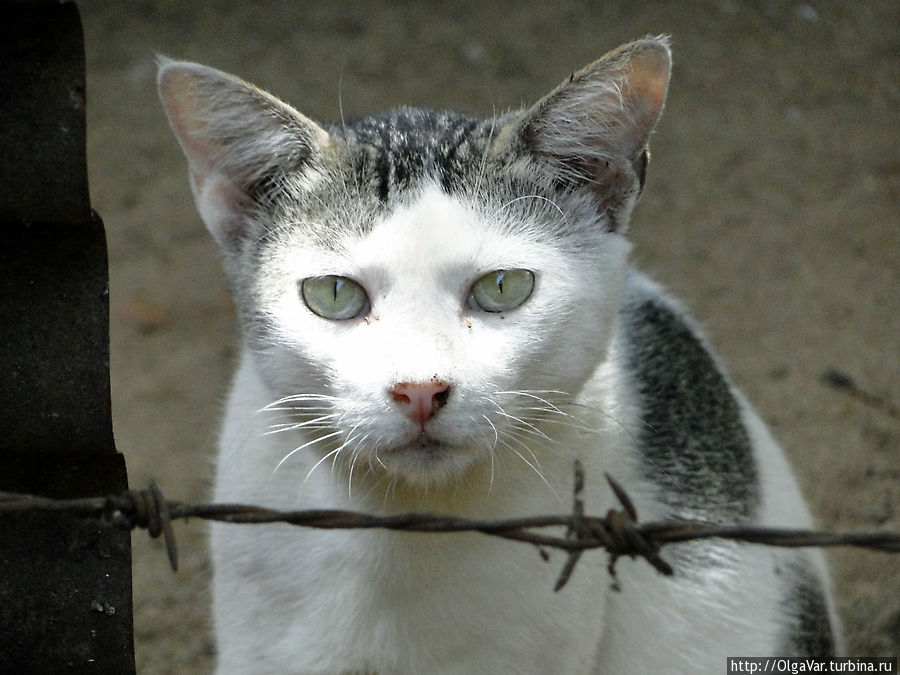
left=334, top=107, right=499, bottom=200
left=271, top=182, right=547, bottom=277
left=354, top=183, right=538, bottom=270
left=262, top=106, right=610, bottom=263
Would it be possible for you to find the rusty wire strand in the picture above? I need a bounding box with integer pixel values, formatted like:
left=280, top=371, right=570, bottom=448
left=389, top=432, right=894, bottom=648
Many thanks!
left=1, top=463, right=897, bottom=591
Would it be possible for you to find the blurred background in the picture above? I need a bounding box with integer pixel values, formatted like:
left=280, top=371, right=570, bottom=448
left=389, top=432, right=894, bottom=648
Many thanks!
left=78, top=1, right=897, bottom=671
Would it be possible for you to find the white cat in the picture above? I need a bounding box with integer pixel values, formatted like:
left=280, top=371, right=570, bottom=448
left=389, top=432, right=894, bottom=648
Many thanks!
left=159, top=37, right=839, bottom=674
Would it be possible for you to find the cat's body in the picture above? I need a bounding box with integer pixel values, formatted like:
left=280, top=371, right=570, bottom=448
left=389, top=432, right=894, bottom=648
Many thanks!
left=159, top=37, right=838, bottom=674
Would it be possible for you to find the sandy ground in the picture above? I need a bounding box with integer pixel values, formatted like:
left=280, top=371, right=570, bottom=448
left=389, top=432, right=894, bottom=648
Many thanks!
left=77, top=1, right=897, bottom=671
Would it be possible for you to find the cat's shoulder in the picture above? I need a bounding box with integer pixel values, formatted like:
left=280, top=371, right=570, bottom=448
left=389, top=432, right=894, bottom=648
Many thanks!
left=615, top=269, right=760, bottom=521
left=617, top=268, right=721, bottom=370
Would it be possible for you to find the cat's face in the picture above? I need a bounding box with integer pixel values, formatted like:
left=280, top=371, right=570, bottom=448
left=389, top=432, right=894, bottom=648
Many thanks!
left=158, top=38, right=670, bottom=487
left=251, top=179, right=630, bottom=485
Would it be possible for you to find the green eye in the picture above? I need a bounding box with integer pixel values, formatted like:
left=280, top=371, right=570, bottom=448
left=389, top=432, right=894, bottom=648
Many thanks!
left=301, top=275, right=369, bottom=320
left=468, top=269, right=535, bottom=313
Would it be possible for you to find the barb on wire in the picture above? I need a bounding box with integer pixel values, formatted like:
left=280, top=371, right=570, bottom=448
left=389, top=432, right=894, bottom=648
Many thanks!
left=1, top=463, right=897, bottom=591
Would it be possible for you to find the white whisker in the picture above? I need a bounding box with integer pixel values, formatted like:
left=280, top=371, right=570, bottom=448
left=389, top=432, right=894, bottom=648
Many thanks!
left=489, top=195, right=568, bottom=228
left=492, top=410, right=553, bottom=442
left=498, top=426, right=552, bottom=466
left=477, top=414, right=498, bottom=490
left=493, top=390, right=570, bottom=413
left=302, top=444, right=344, bottom=484
left=486, top=397, right=554, bottom=442
left=260, top=405, right=336, bottom=414
left=265, top=414, right=341, bottom=435
left=273, top=429, right=344, bottom=474
left=495, top=437, right=562, bottom=504
left=472, top=113, right=498, bottom=198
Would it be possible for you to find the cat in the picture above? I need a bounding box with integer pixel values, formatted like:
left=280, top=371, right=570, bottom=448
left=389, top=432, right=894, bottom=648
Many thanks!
left=158, top=36, right=839, bottom=674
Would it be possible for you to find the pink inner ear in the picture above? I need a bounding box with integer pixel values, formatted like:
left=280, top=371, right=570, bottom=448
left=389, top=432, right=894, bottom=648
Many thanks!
left=159, top=67, right=220, bottom=173
left=627, top=48, right=671, bottom=104
left=622, top=49, right=671, bottom=129
left=190, top=170, right=252, bottom=248
left=192, top=170, right=248, bottom=207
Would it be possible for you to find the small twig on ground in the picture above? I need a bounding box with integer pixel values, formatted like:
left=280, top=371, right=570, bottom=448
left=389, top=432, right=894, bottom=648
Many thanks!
left=822, top=368, right=900, bottom=420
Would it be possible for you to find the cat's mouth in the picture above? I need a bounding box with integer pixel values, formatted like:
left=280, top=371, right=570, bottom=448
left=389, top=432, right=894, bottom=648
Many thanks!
left=374, top=431, right=480, bottom=485
left=388, top=432, right=448, bottom=457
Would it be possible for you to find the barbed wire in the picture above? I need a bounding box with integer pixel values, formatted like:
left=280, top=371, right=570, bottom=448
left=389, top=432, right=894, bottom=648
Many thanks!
left=0, top=462, right=897, bottom=591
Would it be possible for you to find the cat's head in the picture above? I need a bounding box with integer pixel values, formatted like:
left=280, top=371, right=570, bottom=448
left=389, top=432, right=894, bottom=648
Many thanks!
left=158, top=38, right=670, bottom=489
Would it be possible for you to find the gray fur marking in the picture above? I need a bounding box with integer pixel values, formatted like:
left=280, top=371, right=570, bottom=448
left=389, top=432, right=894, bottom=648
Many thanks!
left=778, top=560, right=836, bottom=655
left=331, top=108, right=498, bottom=202
left=620, top=277, right=760, bottom=522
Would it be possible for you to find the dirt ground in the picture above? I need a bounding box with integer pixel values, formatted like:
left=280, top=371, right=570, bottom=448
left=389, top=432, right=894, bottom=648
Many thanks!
left=78, top=1, right=897, bottom=671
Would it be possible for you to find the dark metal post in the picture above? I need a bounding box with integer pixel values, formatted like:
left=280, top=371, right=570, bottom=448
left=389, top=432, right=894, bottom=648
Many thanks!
left=0, top=1, right=135, bottom=670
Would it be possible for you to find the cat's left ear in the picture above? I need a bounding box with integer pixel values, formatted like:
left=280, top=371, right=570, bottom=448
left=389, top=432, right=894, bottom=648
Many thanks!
left=505, top=36, right=671, bottom=231
left=158, top=58, right=331, bottom=251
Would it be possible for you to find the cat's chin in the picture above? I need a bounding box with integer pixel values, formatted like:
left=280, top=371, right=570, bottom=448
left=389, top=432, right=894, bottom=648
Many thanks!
left=376, top=434, right=483, bottom=487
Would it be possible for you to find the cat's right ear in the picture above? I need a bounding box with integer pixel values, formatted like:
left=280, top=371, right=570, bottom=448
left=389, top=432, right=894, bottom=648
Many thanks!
left=157, top=58, right=330, bottom=250
left=498, top=37, right=671, bottom=233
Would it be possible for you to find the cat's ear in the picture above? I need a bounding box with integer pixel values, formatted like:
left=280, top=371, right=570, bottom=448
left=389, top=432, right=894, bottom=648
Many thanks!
left=507, top=37, right=671, bottom=231
left=157, top=58, right=330, bottom=250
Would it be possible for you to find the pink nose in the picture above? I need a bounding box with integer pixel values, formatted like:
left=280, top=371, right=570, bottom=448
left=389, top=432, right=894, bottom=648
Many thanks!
left=389, top=380, right=450, bottom=427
